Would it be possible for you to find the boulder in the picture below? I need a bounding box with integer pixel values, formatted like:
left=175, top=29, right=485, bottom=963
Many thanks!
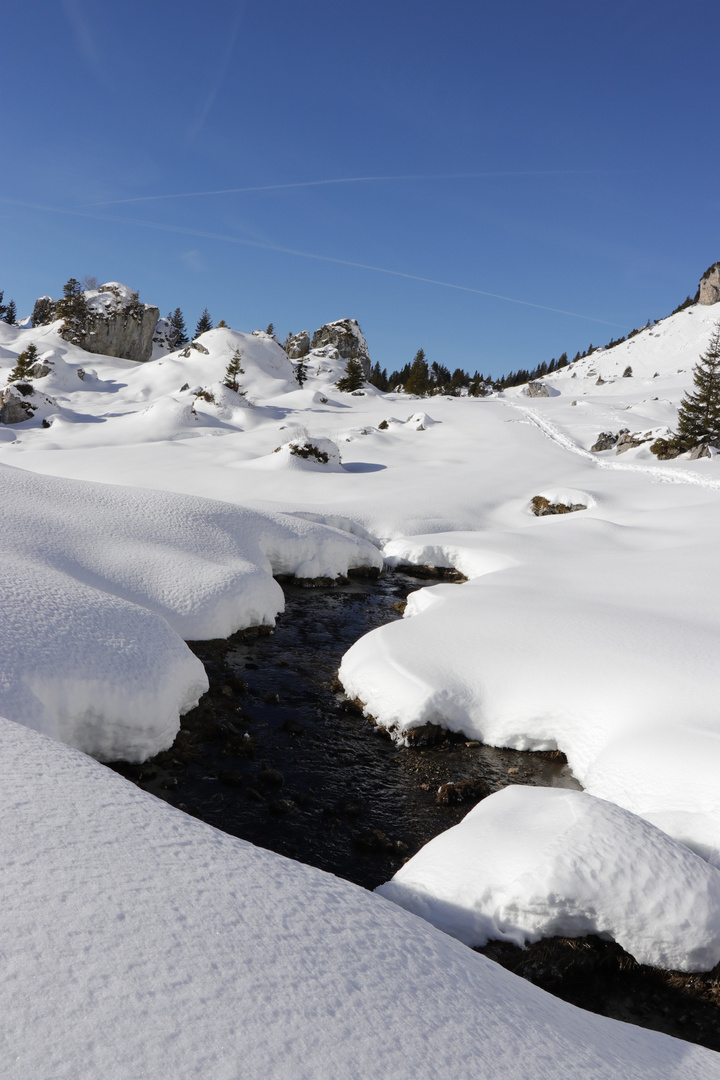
left=698, top=263, right=720, bottom=306
left=285, top=331, right=310, bottom=359
left=31, top=296, right=55, bottom=327
left=311, top=319, right=370, bottom=377
left=0, top=385, right=36, bottom=424
left=591, top=430, right=622, bottom=452
left=525, top=381, right=549, bottom=397
left=616, top=429, right=654, bottom=453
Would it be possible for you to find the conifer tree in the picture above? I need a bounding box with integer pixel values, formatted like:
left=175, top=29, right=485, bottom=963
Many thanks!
left=405, top=350, right=430, bottom=395
left=3, top=299, right=17, bottom=324
left=8, top=343, right=39, bottom=383
left=168, top=308, right=189, bottom=349
left=55, top=278, right=89, bottom=344
left=675, top=323, right=720, bottom=448
left=265, top=323, right=275, bottom=336
left=0, top=292, right=6, bottom=320
left=295, top=356, right=308, bottom=387
left=223, top=349, right=245, bottom=394
left=195, top=308, right=213, bottom=336
left=336, top=356, right=365, bottom=392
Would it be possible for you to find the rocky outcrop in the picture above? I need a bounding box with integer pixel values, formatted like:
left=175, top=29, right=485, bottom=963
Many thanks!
left=311, top=319, right=370, bottom=377
left=698, top=263, right=720, bottom=306
left=591, top=430, right=621, bottom=452
left=0, top=385, right=36, bottom=424
left=285, top=331, right=310, bottom=359
left=32, top=282, right=159, bottom=362
left=525, top=381, right=550, bottom=397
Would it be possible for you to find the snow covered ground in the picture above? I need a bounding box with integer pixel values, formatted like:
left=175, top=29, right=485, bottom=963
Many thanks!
left=4, top=289, right=720, bottom=1068
left=2, top=716, right=719, bottom=1080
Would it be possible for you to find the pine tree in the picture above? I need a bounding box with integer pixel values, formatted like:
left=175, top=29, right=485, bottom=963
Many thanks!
left=675, top=323, right=720, bottom=448
left=295, top=356, right=308, bottom=387
left=8, top=343, right=39, bottom=383
left=0, top=292, right=6, bottom=320
left=195, top=308, right=213, bottom=336
left=168, top=308, right=189, bottom=349
left=336, top=356, right=365, bottom=392
left=405, top=350, right=430, bottom=395
left=3, top=299, right=17, bottom=324
left=265, top=323, right=275, bottom=336
left=55, top=278, right=89, bottom=344
left=223, top=349, right=245, bottom=394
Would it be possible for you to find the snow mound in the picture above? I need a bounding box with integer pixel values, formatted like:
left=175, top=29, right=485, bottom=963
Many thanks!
left=377, top=787, right=720, bottom=971
left=1, top=718, right=716, bottom=1080
left=270, top=436, right=343, bottom=470
left=0, top=463, right=381, bottom=758
left=405, top=411, right=437, bottom=430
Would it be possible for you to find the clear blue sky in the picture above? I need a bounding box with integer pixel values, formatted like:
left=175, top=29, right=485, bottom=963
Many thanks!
left=2, top=0, right=719, bottom=376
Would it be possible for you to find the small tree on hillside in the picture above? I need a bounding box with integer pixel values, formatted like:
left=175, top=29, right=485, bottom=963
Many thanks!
left=295, top=356, right=308, bottom=387
left=223, top=348, right=245, bottom=394
left=168, top=308, right=189, bottom=349
left=265, top=323, right=275, bottom=336
left=0, top=292, right=7, bottom=320
left=675, top=322, right=720, bottom=448
left=195, top=308, right=213, bottom=336
left=8, top=343, right=39, bottom=383
left=3, top=299, right=17, bottom=324
left=336, top=356, right=365, bottom=392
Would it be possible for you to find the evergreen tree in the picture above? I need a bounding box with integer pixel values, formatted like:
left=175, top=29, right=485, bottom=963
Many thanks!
left=168, top=308, right=189, bottom=349
left=336, top=356, right=365, bottom=392
left=195, top=308, right=213, bottom=336
left=55, top=278, right=89, bottom=344
left=223, top=349, right=245, bottom=394
left=0, top=292, right=6, bottom=320
left=265, top=323, right=275, bottom=336
left=295, top=356, right=308, bottom=387
left=405, top=350, right=430, bottom=395
left=8, top=343, right=39, bottom=383
left=368, top=362, right=388, bottom=392
left=675, top=323, right=720, bottom=448
left=3, top=299, right=17, bottom=324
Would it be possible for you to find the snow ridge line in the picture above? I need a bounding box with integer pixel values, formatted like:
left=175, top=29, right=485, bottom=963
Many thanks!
left=505, top=401, right=720, bottom=491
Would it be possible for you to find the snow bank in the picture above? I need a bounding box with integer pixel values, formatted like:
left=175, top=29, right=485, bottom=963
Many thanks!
left=377, top=787, right=720, bottom=971
left=0, top=463, right=381, bottom=759
left=1, top=717, right=716, bottom=1080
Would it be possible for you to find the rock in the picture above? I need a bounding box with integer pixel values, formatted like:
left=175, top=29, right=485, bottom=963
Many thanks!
left=38, top=282, right=160, bottom=363
left=436, top=780, right=489, bottom=806
left=0, top=385, right=36, bottom=424
left=530, top=496, right=587, bottom=516
left=688, top=443, right=713, bottom=460
left=698, top=262, right=720, bottom=305
left=595, top=376, right=606, bottom=385
left=189, top=340, right=210, bottom=354
left=258, top=768, right=285, bottom=788
left=525, top=381, right=550, bottom=397
left=311, top=319, right=371, bottom=377
left=285, top=331, right=310, bottom=359
left=591, top=430, right=621, bottom=452
left=404, top=722, right=447, bottom=748
left=616, top=430, right=654, bottom=453
left=28, top=362, right=52, bottom=379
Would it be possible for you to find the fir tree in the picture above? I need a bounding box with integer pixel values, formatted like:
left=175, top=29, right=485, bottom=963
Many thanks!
left=195, top=308, right=213, bottom=336
left=3, top=299, right=17, bottom=324
left=0, top=292, right=6, bottom=320
left=295, top=356, right=308, bottom=387
left=8, top=343, right=39, bottom=383
left=405, top=350, right=430, bottom=396
left=675, top=323, right=720, bottom=448
left=55, top=278, right=89, bottom=344
left=223, top=349, right=245, bottom=394
left=265, top=323, right=275, bottom=336
left=168, top=308, right=189, bottom=349
left=336, top=356, right=365, bottom=392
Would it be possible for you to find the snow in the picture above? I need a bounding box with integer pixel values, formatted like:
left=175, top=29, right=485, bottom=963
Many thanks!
left=0, top=461, right=380, bottom=759
left=1, top=716, right=718, bottom=1080
left=4, top=287, right=720, bottom=1065
left=377, top=786, right=720, bottom=970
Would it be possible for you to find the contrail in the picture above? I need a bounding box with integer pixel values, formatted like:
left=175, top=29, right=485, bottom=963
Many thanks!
left=0, top=196, right=629, bottom=329
left=94, top=171, right=605, bottom=206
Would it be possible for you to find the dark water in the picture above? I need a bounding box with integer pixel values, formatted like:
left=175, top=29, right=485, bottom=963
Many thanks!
left=111, top=571, right=577, bottom=889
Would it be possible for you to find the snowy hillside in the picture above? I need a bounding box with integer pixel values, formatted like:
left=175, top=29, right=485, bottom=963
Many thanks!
left=3, top=283, right=720, bottom=1071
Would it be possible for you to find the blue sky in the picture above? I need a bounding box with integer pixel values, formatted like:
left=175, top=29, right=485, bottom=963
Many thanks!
left=2, top=0, right=719, bottom=376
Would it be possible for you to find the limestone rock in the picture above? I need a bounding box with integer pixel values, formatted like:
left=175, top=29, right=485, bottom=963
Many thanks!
left=35, top=282, right=160, bottom=362
left=688, top=442, right=713, bottom=460
left=525, top=381, right=550, bottom=397
left=616, top=429, right=654, bottom=454
left=591, top=430, right=622, bottom=452
left=31, top=296, right=55, bottom=327
left=0, top=385, right=36, bottom=424
left=285, top=331, right=310, bottom=359
left=311, top=319, right=370, bottom=377
left=698, top=263, right=720, bottom=306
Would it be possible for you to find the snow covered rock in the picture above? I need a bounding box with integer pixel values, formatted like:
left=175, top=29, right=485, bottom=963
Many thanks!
left=377, top=786, right=720, bottom=971
left=525, top=380, right=550, bottom=397
left=311, top=318, right=371, bottom=376
left=272, top=435, right=342, bottom=470
left=0, top=383, right=57, bottom=425
left=285, top=329, right=310, bottom=358
left=1, top=718, right=718, bottom=1080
